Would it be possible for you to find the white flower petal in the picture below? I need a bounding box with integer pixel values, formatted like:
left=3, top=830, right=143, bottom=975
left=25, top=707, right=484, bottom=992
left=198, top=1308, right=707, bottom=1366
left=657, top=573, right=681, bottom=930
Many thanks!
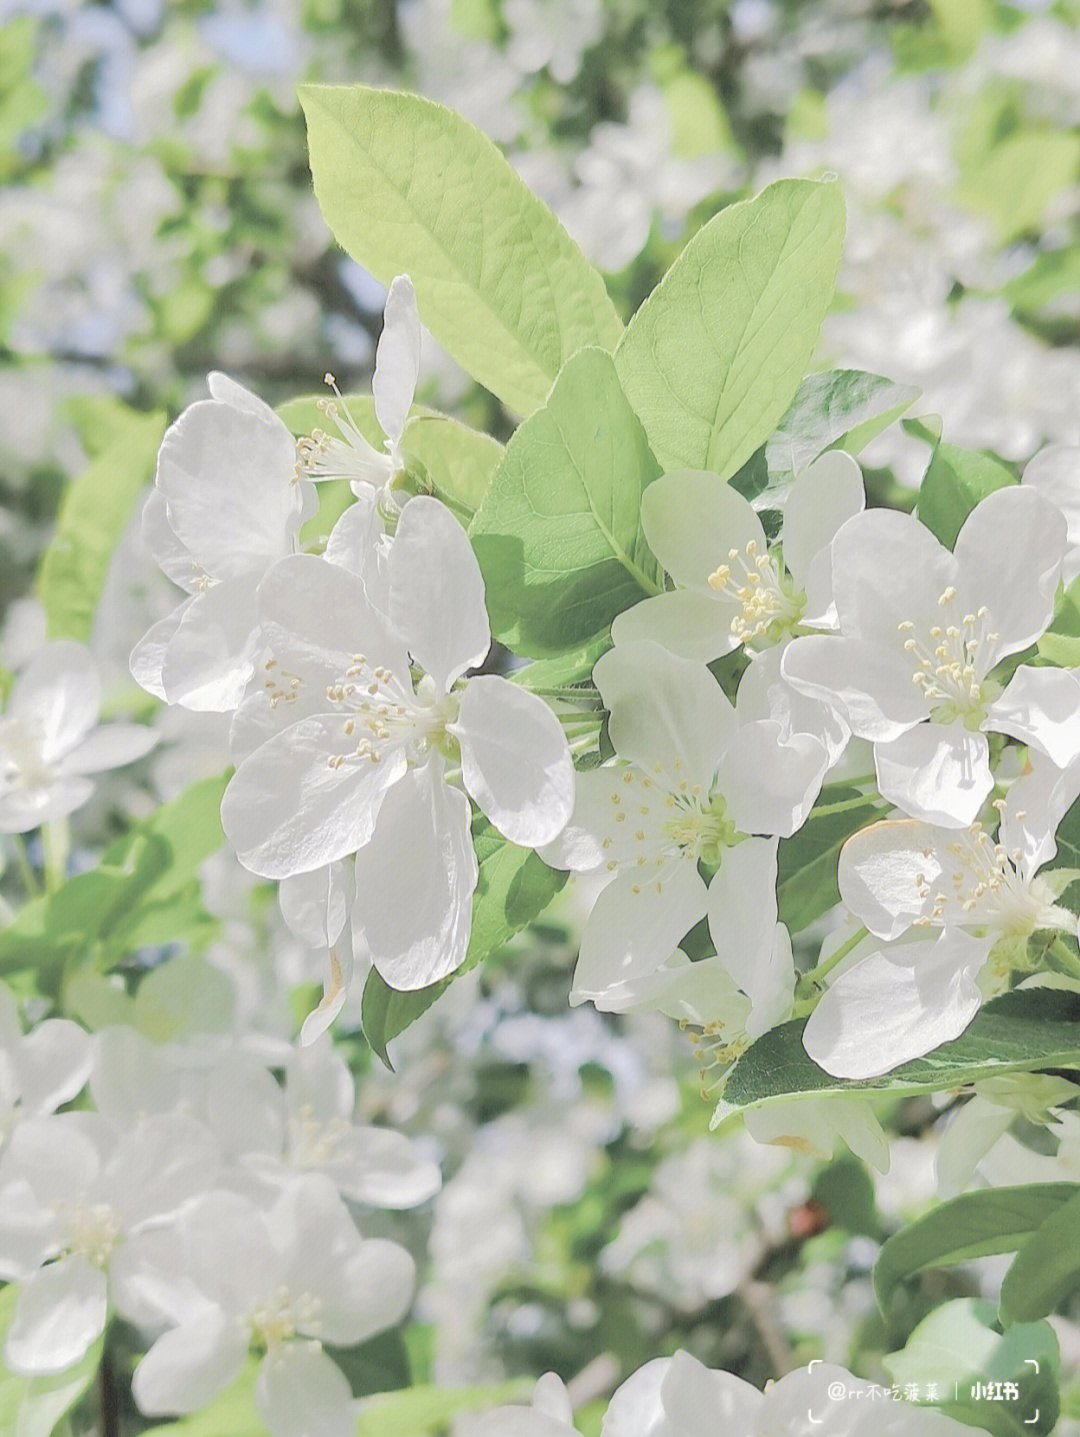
left=454, top=675, right=574, bottom=846
left=1000, top=751, right=1080, bottom=877
left=595, top=641, right=737, bottom=789
left=874, top=722, right=992, bottom=828
left=5, top=1113, right=103, bottom=1209
left=130, top=607, right=188, bottom=702
left=222, top=715, right=406, bottom=879
left=718, top=723, right=828, bottom=838
left=538, top=765, right=667, bottom=873
left=373, top=275, right=421, bottom=451
left=159, top=576, right=262, bottom=712
left=11, top=641, right=101, bottom=761
left=954, top=486, right=1066, bottom=665
left=935, top=1096, right=1016, bottom=1199
left=572, top=861, right=708, bottom=1007
left=781, top=451, right=865, bottom=589
left=611, top=589, right=737, bottom=661
left=1023, top=444, right=1080, bottom=584
left=838, top=818, right=945, bottom=940
left=156, top=395, right=302, bottom=581
left=533, top=1374, right=575, bottom=1425
left=256, top=1342, right=355, bottom=1437
left=4, top=1257, right=107, bottom=1375
left=389, top=496, right=489, bottom=690
left=735, top=646, right=849, bottom=764
left=140, top=487, right=200, bottom=593
left=133, top=1307, right=248, bottom=1416
left=781, top=635, right=929, bottom=742
left=300, top=946, right=355, bottom=1046
left=0, top=777, right=95, bottom=833
left=640, top=471, right=766, bottom=591
left=988, top=665, right=1080, bottom=769
left=352, top=763, right=477, bottom=990
left=0, top=1180, right=59, bottom=1281
left=320, top=1126, right=441, bottom=1208
left=63, top=722, right=157, bottom=775
left=832, top=508, right=955, bottom=648
left=706, top=838, right=779, bottom=993
left=803, top=929, right=989, bottom=1079
left=13, top=1019, right=92, bottom=1117
left=278, top=862, right=353, bottom=950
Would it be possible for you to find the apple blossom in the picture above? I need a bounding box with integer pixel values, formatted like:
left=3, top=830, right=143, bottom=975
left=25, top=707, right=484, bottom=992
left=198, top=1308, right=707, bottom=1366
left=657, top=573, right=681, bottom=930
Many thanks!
left=297, top=274, right=421, bottom=502
left=221, top=495, right=574, bottom=988
left=0, top=639, right=157, bottom=832
left=474, top=1372, right=578, bottom=1436
left=0, top=1110, right=219, bottom=1375
left=1021, top=443, right=1080, bottom=585
left=544, top=640, right=825, bottom=1010
left=782, top=486, right=1068, bottom=826
left=130, top=373, right=316, bottom=711
left=129, top=1178, right=416, bottom=1437
left=0, top=982, right=92, bottom=1147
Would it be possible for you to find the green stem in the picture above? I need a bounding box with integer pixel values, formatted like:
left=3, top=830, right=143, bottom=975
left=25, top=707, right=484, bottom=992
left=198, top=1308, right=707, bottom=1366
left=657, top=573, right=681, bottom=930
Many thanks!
left=41, top=818, right=70, bottom=894
left=10, top=835, right=40, bottom=899
left=794, top=925, right=869, bottom=1007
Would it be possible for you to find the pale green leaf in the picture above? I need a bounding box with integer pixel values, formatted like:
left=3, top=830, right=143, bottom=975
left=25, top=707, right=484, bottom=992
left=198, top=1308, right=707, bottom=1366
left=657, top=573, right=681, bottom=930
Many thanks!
left=614, top=178, right=845, bottom=477
left=470, top=347, right=663, bottom=657
left=1001, top=1189, right=1080, bottom=1325
left=299, top=85, right=622, bottom=418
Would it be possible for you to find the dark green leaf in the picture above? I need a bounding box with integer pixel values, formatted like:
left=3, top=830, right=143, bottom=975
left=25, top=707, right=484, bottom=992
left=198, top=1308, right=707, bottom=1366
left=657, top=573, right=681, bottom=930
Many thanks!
left=916, top=439, right=1017, bottom=550
left=776, top=786, right=883, bottom=933
left=1001, top=1189, right=1080, bottom=1325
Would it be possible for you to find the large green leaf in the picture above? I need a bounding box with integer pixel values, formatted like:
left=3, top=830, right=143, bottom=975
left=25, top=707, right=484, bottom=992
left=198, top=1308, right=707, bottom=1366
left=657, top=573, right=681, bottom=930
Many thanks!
left=764, top=369, right=920, bottom=483
left=355, top=1380, right=535, bottom=1436
left=614, top=178, right=844, bottom=477
left=0, top=775, right=227, bottom=986
left=885, top=1299, right=1059, bottom=1436
left=299, top=85, right=622, bottom=418
left=776, top=785, right=883, bottom=934
left=362, top=817, right=567, bottom=1064
left=715, top=988, right=1080, bottom=1124
left=874, top=1186, right=1080, bottom=1315
left=1000, top=1188, right=1080, bottom=1325
left=916, top=439, right=1017, bottom=550
left=470, top=347, right=664, bottom=656
left=0, top=1284, right=103, bottom=1437
left=37, top=409, right=165, bottom=642
left=958, top=129, right=1080, bottom=243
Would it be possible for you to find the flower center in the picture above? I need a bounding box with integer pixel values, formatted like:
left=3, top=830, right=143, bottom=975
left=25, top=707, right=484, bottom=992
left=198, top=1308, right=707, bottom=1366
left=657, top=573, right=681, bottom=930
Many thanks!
left=289, top=1103, right=350, bottom=1169
left=663, top=791, right=738, bottom=867
left=246, top=1286, right=322, bottom=1352
left=0, top=715, right=52, bottom=794
left=322, top=663, right=458, bottom=769
left=914, top=816, right=1067, bottom=940
left=707, top=540, right=804, bottom=647
left=63, top=1200, right=122, bottom=1267
left=295, top=373, right=397, bottom=490
left=897, top=589, right=999, bottom=723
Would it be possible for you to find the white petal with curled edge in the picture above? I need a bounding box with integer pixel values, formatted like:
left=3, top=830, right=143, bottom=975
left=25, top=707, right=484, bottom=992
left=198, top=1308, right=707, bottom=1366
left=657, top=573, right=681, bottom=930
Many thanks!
left=13, top=1019, right=92, bottom=1117
left=352, top=763, right=477, bottom=990
left=594, top=641, right=737, bottom=790
left=159, top=575, right=262, bottom=712
left=1023, top=444, right=1080, bottom=583
left=221, top=714, right=406, bottom=879
left=988, top=665, right=1080, bottom=769
left=130, top=606, right=188, bottom=702
left=954, top=486, right=1066, bottom=666
left=781, top=450, right=865, bottom=590
left=453, top=675, right=574, bottom=846
left=803, top=929, right=990, bottom=1080
left=781, top=635, right=929, bottom=742
left=640, top=471, right=766, bottom=591
left=611, top=589, right=736, bottom=662
left=278, top=862, right=353, bottom=950
left=63, top=723, right=158, bottom=776
left=719, top=722, right=827, bottom=839
left=373, top=275, right=421, bottom=451
left=140, top=487, right=200, bottom=592
left=838, top=818, right=945, bottom=940
left=4, top=1257, right=107, bottom=1375
left=389, top=496, right=489, bottom=691
left=572, top=861, right=708, bottom=1007
left=156, top=397, right=302, bottom=580
left=736, top=646, right=849, bottom=764
left=132, top=1307, right=248, bottom=1416
left=0, top=1179, right=58, bottom=1282
left=207, top=371, right=279, bottom=421
left=300, top=945, right=354, bottom=1046
left=1001, top=751, right=1080, bottom=879
left=324, top=491, right=391, bottom=611
left=874, top=722, right=992, bottom=829
left=320, top=1126, right=441, bottom=1208
left=256, top=1342, right=355, bottom=1437
left=11, top=640, right=101, bottom=761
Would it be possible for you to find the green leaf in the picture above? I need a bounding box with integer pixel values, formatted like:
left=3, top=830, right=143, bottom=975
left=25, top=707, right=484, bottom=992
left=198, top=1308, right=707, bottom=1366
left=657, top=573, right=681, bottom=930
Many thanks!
left=1001, top=1188, right=1080, bottom=1325
left=355, top=1380, right=534, bottom=1436
left=885, top=1299, right=1059, bottom=1436
left=362, top=818, right=567, bottom=1063
left=277, top=394, right=503, bottom=523
left=716, top=988, right=1080, bottom=1123
left=776, top=786, right=883, bottom=934
left=1038, top=575, right=1080, bottom=669
left=874, top=1186, right=1080, bottom=1316
left=470, top=347, right=663, bottom=656
left=0, top=775, right=228, bottom=986
left=765, top=369, right=920, bottom=481
left=510, top=637, right=609, bottom=706
left=37, top=409, right=165, bottom=642
left=959, top=130, right=1080, bottom=243
left=614, top=178, right=845, bottom=477
left=916, top=438, right=1017, bottom=550
left=299, top=85, right=622, bottom=418
left=0, top=1285, right=103, bottom=1437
